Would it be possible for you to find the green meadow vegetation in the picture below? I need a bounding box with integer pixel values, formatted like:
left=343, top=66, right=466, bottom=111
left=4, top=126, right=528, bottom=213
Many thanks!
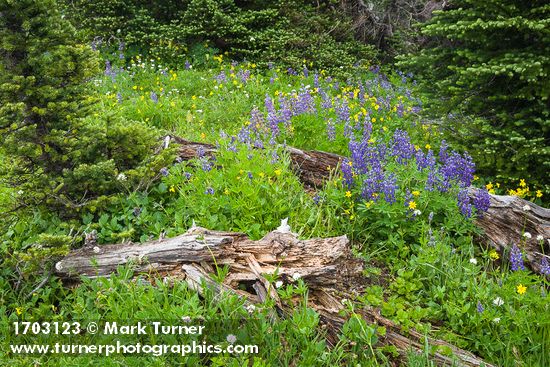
left=1, top=0, right=548, bottom=366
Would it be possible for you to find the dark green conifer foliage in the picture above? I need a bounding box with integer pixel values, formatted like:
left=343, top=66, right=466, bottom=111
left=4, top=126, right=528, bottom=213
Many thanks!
left=0, top=0, right=167, bottom=216
left=398, top=0, right=550, bottom=189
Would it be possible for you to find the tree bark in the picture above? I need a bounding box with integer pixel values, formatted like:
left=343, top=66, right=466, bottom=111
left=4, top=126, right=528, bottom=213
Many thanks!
left=55, top=226, right=494, bottom=367
left=171, top=137, right=550, bottom=274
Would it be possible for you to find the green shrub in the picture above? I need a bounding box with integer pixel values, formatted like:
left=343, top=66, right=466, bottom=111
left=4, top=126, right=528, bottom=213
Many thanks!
left=60, top=0, right=376, bottom=71
left=0, top=0, right=173, bottom=218
left=397, top=0, right=550, bottom=193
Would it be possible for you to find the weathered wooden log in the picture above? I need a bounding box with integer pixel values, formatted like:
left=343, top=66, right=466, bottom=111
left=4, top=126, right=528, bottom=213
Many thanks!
left=471, top=190, right=550, bottom=273
left=172, top=137, right=550, bottom=274
left=55, top=226, right=494, bottom=367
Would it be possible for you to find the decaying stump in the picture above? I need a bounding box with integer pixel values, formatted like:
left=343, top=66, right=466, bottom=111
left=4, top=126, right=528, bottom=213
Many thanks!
left=171, top=137, right=550, bottom=274
left=55, top=226, right=494, bottom=367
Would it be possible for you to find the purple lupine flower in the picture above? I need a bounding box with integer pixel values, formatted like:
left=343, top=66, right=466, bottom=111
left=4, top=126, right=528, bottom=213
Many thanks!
left=313, top=73, right=320, bottom=88
left=287, top=67, right=297, bottom=76
left=439, top=151, right=475, bottom=188
left=267, top=62, right=274, bottom=69
left=247, top=172, right=253, bottom=180
left=303, top=66, right=309, bottom=77
left=160, top=167, right=169, bottom=177
left=183, top=172, right=192, bottom=179
left=205, top=187, right=215, bottom=195
left=326, top=119, right=336, bottom=141
left=541, top=257, right=550, bottom=275
left=116, top=92, right=123, bottom=104
left=341, top=159, right=354, bottom=188
left=391, top=129, right=414, bottom=164
left=104, top=60, right=112, bottom=76
left=150, top=91, right=158, bottom=103
left=215, top=71, right=227, bottom=83
left=237, top=69, right=251, bottom=84
left=510, top=244, right=525, bottom=271
left=252, top=139, right=264, bottom=149
left=265, top=95, right=279, bottom=138
left=271, top=150, right=279, bottom=164
left=380, top=174, right=397, bottom=204
left=294, top=88, right=315, bottom=115
left=184, top=60, right=192, bottom=70
left=473, top=189, right=491, bottom=214
left=476, top=302, right=484, bottom=313
left=313, top=194, right=320, bottom=205
left=457, top=189, right=472, bottom=217
left=319, top=88, right=332, bottom=110
left=415, top=149, right=436, bottom=171
left=197, top=146, right=205, bottom=158
left=439, top=140, right=449, bottom=164
left=335, top=99, right=350, bottom=124
left=278, top=97, right=293, bottom=128
left=201, top=158, right=212, bottom=172
left=269, top=77, right=275, bottom=84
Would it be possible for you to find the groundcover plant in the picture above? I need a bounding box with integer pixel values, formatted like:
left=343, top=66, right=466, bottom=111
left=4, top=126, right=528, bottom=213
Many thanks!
left=1, top=1, right=548, bottom=366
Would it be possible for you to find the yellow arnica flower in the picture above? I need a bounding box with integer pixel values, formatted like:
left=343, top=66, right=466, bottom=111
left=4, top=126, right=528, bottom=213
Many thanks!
left=486, top=182, right=493, bottom=190
left=536, top=190, right=543, bottom=198
left=520, top=179, right=526, bottom=188
left=15, top=307, right=23, bottom=315
left=345, top=191, right=352, bottom=198
left=489, top=250, right=499, bottom=260
left=169, top=186, right=176, bottom=193
left=425, top=144, right=431, bottom=150
left=412, top=191, right=420, bottom=197
left=274, top=169, right=282, bottom=176
left=408, top=201, right=417, bottom=210
left=516, top=284, right=527, bottom=295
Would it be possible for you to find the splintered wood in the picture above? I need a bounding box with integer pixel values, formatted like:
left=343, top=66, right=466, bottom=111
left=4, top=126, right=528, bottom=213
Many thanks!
left=55, top=227, right=494, bottom=366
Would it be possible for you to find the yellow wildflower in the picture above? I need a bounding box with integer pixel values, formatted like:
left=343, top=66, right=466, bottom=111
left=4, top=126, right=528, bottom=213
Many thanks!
left=412, top=191, right=420, bottom=197
left=520, top=179, right=526, bottom=187
left=274, top=169, right=282, bottom=176
left=408, top=201, right=417, bottom=210
left=259, top=172, right=265, bottom=178
left=16, top=307, right=23, bottom=315
left=425, top=144, right=431, bottom=150
left=516, top=284, right=527, bottom=295
left=169, top=186, right=176, bottom=193
left=486, top=182, right=493, bottom=190
left=345, top=191, right=352, bottom=198
left=536, top=190, right=543, bottom=198
left=489, top=250, right=499, bottom=260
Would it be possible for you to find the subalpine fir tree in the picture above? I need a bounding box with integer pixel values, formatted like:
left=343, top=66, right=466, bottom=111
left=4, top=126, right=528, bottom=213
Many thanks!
left=398, top=0, right=550, bottom=192
left=0, top=0, right=169, bottom=216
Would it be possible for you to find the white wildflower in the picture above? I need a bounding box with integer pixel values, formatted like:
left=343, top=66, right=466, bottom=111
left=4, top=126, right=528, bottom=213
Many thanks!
left=492, top=317, right=501, bottom=324
left=523, top=232, right=532, bottom=239
left=245, top=304, right=256, bottom=314
left=226, top=334, right=237, bottom=344
left=275, top=281, right=283, bottom=288
left=117, top=173, right=127, bottom=181
left=292, top=273, right=302, bottom=281
left=493, top=297, right=504, bottom=307
left=413, top=209, right=422, bottom=216
left=536, top=235, right=544, bottom=242
left=469, top=258, right=478, bottom=265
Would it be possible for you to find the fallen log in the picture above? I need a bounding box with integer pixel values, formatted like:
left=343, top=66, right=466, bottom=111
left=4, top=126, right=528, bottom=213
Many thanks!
left=55, top=226, right=494, bottom=367
left=472, top=191, right=550, bottom=273
left=172, top=137, right=550, bottom=274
